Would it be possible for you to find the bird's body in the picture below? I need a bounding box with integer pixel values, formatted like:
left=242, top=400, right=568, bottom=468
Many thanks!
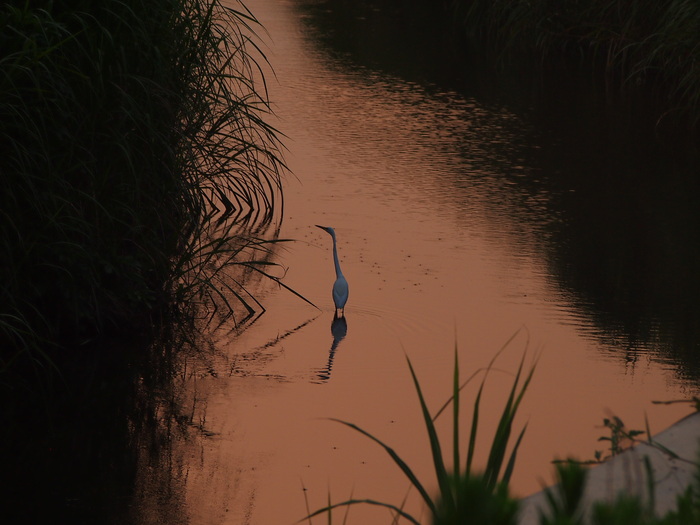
left=316, top=225, right=349, bottom=317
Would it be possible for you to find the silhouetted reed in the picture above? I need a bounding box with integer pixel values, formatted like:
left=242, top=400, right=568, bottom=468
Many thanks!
left=0, top=0, right=285, bottom=373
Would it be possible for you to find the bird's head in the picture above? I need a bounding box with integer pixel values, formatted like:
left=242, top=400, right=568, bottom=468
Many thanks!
left=315, top=225, right=335, bottom=236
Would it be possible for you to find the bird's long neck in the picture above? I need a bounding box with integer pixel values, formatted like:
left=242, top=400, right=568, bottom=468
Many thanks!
left=331, top=233, right=343, bottom=278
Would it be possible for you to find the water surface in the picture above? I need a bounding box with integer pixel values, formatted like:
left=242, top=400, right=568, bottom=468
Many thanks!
left=133, top=1, right=700, bottom=523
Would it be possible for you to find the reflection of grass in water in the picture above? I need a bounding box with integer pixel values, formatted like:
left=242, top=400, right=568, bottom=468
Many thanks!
left=0, top=0, right=287, bottom=372
left=306, top=330, right=534, bottom=524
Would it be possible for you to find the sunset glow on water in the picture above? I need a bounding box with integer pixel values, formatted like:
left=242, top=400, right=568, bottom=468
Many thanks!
left=131, top=1, right=699, bottom=523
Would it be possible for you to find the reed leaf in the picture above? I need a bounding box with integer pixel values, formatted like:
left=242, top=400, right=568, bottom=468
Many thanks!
left=406, top=356, right=455, bottom=513
left=484, top=351, right=536, bottom=491
left=327, top=418, right=437, bottom=515
left=452, top=343, right=460, bottom=482
left=0, top=0, right=293, bottom=374
left=303, top=499, right=421, bottom=525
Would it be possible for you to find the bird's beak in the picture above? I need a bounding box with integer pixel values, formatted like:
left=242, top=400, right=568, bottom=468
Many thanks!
left=315, top=224, right=328, bottom=231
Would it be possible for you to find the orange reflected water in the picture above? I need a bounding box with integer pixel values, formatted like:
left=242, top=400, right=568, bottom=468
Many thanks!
left=136, top=1, right=697, bottom=523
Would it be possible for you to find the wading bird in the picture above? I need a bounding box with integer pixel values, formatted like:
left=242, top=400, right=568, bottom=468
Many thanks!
left=316, top=225, right=349, bottom=318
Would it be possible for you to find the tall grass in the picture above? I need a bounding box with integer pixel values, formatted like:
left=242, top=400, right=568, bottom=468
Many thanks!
left=307, top=335, right=535, bottom=524
left=305, top=339, right=700, bottom=524
left=0, top=0, right=285, bottom=371
left=447, top=0, right=700, bottom=126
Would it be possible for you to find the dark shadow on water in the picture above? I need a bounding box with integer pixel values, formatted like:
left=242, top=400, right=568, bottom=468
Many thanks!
left=0, top=335, right=152, bottom=525
left=0, top=321, right=209, bottom=525
left=315, top=315, right=348, bottom=383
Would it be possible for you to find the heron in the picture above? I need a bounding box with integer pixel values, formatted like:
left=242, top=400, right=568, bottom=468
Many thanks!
left=316, top=225, right=349, bottom=318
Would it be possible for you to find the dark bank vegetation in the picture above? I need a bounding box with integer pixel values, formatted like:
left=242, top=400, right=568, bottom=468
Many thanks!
left=445, top=0, right=700, bottom=128
left=0, top=0, right=285, bottom=376
left=0, top=0, right=283, bottom=521
left=330, top=0, right=700, bottom=128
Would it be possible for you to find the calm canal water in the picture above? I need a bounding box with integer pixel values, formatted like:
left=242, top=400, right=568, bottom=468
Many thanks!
left=133, top=1, right=700, bottom=523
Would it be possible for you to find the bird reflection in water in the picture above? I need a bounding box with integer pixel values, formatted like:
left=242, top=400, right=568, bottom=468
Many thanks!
left=315, top=315, right=348, bottom=382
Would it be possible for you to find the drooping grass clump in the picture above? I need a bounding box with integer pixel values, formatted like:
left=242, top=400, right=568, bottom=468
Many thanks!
left=446, top=0, right=700, bottom=126
left=0, top=0, right=284, bottom=371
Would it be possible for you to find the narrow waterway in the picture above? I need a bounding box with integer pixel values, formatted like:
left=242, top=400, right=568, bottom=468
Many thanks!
left=133, top=1, right=700, bottom=523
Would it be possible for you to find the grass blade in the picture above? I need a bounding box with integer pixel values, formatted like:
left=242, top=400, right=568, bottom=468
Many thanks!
left=302, top=499, right=421, bottom=525
left=484, top=352, right=536, bottom=490
left=466, top=372, right=484, bottom=477
left=452, top=343, right=460, bottom=482
left=329, top=418, right=436, bottom=515
left=406, top=355, right=454, bottom=513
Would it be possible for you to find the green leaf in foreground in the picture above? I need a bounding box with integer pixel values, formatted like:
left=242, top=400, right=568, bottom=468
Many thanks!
left=306, top=333, right=534, bottom=524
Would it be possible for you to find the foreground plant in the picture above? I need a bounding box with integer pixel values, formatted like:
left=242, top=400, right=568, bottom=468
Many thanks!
left=306, top=332, right=536, bottom=524
left=543, top=399, right=700, bottom=525
left=303, top=339, right=700, bottom=524
left=541, top=452, right=700, bottom=525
